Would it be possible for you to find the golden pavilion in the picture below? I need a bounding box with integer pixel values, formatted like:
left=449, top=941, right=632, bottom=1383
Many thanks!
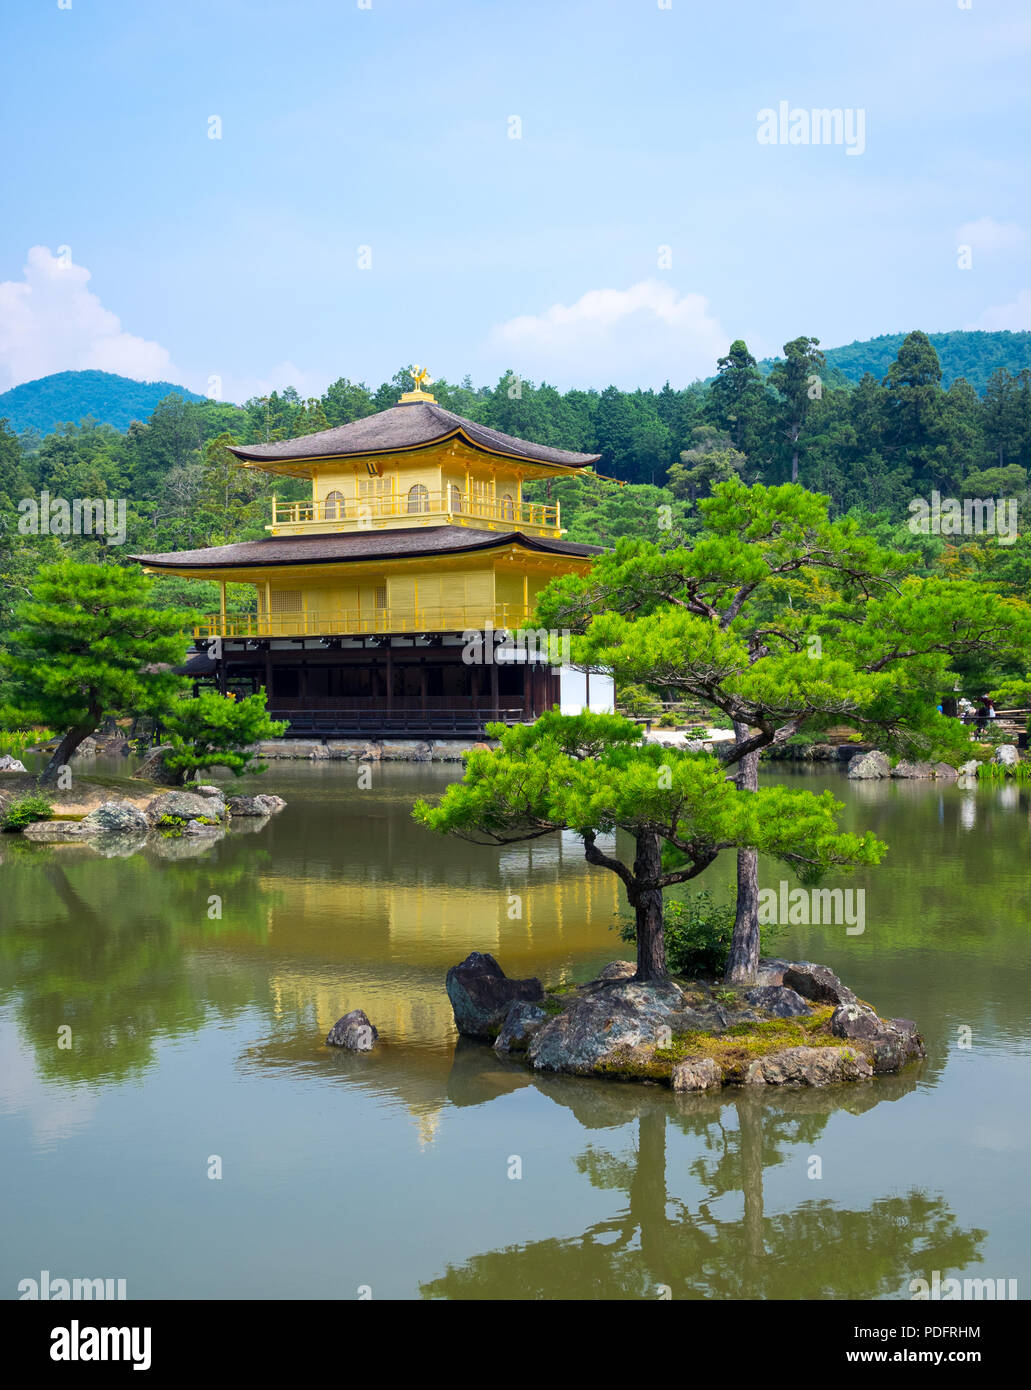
left=132, top=373, right=610, bottom=736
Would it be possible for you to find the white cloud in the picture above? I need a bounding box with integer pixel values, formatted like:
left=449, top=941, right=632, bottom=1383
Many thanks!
left=967, top=290, right=1031, bottom=332
left=0, top=246, right=182, bottom=390
left=485, top=280, right=732, bottom=388
left=955, top=217, right=1025, bottom=254
left=219, top=361, right=332, bottom=406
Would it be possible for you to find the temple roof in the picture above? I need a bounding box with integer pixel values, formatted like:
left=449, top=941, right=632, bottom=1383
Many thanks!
left=132, top=525, right=602, bottom=571
left=227, top=401, right=600, bottom=469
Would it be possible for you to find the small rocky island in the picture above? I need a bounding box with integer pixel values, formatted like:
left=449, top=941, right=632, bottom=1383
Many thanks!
left=444, top=952, right=925, bottom=1090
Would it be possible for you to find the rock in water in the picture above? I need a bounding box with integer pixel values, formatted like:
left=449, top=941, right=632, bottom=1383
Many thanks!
left=671, top=1057, right=722, bottom=1092
left=145, top=790, right=226, bottom=826
left=847, top=750, right=890, bottom=779
left=326, top=1009, right=379, bottom=1051
left=22, top=820, right=86, bottom=841
left=494, top=1001, right=549, bottom=1054
left=744, top=1046, right=873, bottom=1085
left=0, top=754, right=27, bottom=773
left=743, top=985, right=811, bottom=1017
left=830, top=1002, right=925, bottom=1073
left=228, top=793, right=286, bottom=816
left=782, top=961, right=857, bottom=1006
left=445, top=952, right=544, bottom=1039
left=891, top=760, right=934, bottom=778
left=527, top=979, right=685, bottom=1074
left=992, top=744, right=1019, bottom=768
left=80, top=801, right=150, bottom=836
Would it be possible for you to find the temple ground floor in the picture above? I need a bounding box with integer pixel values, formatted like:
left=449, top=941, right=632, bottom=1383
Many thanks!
left=190, top=633, right=612, bottom=737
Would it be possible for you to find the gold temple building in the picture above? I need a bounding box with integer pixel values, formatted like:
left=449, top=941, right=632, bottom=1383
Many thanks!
left=132, top=374, right=612, bottom=736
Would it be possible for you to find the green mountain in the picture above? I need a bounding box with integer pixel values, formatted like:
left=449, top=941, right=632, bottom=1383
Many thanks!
left=762, top=330, right=1031, bottom=393
left=0, top=369, right=207, bottom=435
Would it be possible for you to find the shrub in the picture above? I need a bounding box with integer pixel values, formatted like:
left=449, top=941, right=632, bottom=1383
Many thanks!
left=1, top=792, right=55, bottom=832
left=619, top=890, right=784, bottom=976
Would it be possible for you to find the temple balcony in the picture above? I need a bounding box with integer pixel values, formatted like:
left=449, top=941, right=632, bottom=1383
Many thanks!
left=193, top=603, right=538, bottom=640
left=267, top=492, right=562, bottom=538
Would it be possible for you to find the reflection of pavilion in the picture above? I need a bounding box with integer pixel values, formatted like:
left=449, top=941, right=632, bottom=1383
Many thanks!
left=258, top=843, right=622, bottom=1047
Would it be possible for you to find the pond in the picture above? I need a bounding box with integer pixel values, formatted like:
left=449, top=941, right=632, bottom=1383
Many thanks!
left=1, top=760, right=1028, bottom=1299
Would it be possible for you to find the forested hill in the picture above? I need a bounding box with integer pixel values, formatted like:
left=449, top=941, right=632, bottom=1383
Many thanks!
left=770, top=330, right=1031, bottom=392
left=0, top=370, right=206, bottom=434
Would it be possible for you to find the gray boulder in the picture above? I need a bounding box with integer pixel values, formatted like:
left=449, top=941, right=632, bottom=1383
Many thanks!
left=891, top=760, right=934, bottom=778
left=596, top=960, right=637, bottom=982
left=71, top=736, right=98, bottom=760
left=133, top=745, right=181, bottom=785
left=830, top=1003, right=925, bottom=1074
left=932, top=762, right=959, bottom=781
left=847, top=750, right=890, bottom=779
left=227, top=795, right=270, bottom=816
left=744, top=1046, right=872, bottom=1086
left=782, top=961, right=857, bottom=1006
left=527, top=979, right=685, bottom=1074
left=195, top=784, right=223, bottom=797
left=958, top=759, right=980, bottom=776
left=992, top=744, right=1019, bottom=768
left=0, top=754, right=28, bottom=772
left=494, top=1001, right=549, bottom=1054
left=22, top=820, right=86, bottom=841
left=671, top=1057, right=722, bottom=1092
left=183, top=818, right=223, bottom=836
left=326, top=1009, right=379, bottom=1051
left=80, top=801, right=150, bottom=836
left=146, top=790, right=226, bottom=826
left=445, top=952, right=544, bottom=1040
left=743, top=984, right=811, bottom=1017
left=254, top=793, right=285, bottom=813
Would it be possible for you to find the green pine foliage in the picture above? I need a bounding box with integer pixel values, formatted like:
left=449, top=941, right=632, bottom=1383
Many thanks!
left=162, top=690, right=288, bottom=781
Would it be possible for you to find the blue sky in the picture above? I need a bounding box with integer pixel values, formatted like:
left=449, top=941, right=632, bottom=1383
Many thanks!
left=1, top=0, right=1029, bottom=401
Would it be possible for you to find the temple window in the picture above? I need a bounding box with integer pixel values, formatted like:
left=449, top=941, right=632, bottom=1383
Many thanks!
left=449, top=484, right=463, bottom=513
left=324, top=490, right=345, bottom=520
left=408, top=483, right=430, bottom=514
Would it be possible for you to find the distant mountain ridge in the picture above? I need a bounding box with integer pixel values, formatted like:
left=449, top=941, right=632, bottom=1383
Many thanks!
left=761, top=330, right=1031, bottom=393
left=0, top=369, right=207, bottom=434
left=3, top=332, right=1031, bottom=436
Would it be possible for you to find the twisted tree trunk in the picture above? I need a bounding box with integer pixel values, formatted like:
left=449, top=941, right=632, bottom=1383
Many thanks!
left=725, top=727, right=761, bottom=984
left=630, top=829, right=666, bottom=982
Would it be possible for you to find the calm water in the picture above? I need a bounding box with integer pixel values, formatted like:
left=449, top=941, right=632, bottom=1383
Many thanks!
left=1, top=760, right=1029, bottom=1300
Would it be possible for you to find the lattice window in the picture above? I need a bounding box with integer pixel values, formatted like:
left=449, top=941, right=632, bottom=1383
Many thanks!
left=407, top=484, right=430, bottom=514
left=324, top=490, right=345, bottom=520
left=270, top=590, right=303, bottom=614
left=448, top=484, right=463, bottom=514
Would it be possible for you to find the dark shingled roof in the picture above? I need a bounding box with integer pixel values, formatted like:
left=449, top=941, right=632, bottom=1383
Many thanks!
left=131, top=525, right=603, bottom=571
left=227, top=401, right=600, bottom=468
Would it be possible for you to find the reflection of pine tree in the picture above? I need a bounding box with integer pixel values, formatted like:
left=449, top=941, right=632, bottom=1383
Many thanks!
left=420, top=1089, right=985, bottom=1301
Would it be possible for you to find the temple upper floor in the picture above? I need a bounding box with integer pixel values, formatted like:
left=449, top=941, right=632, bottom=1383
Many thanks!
left=227, top=394, right=599, bottom=540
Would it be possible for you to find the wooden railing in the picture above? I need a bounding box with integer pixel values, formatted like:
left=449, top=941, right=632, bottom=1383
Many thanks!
left=270, top=492, right=561, bottom=534
left=194, top=604, right=536, bottom=639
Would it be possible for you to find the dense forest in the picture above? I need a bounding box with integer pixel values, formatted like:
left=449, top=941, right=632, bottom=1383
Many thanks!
left=3, top=329, right=1031, bottom=627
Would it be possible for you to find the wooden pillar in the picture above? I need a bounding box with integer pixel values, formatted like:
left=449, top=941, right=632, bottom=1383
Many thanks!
left=522, top=661, right=532, bottom=720
left=264, top=646, right=272, bottom=701
left=420, top=661, right=427, bottom=718
left=490, top=661, right=499, bottom=720
left=218, top=651, right=228, bottom=696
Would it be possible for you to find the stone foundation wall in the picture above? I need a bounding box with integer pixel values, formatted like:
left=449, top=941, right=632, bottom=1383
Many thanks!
left=255, top=738, right=493, bottom=762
